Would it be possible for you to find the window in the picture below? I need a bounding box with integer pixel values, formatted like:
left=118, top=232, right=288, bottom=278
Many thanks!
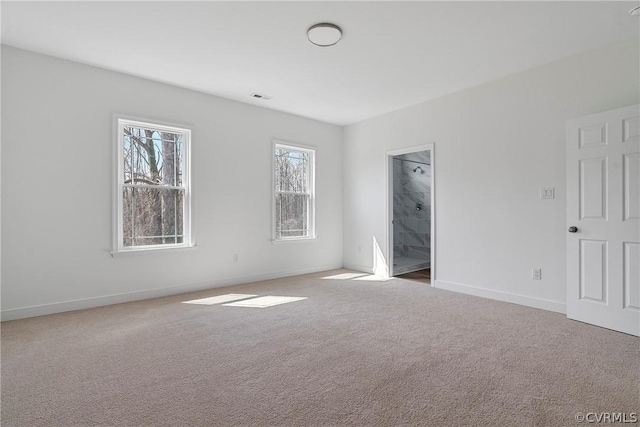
left=115, top=118, right=191, bottom=252
left=273, top=142, right=315, bottom=240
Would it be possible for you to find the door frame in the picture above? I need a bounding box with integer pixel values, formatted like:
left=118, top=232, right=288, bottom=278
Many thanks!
left=386, top=143, right=435, bottom=280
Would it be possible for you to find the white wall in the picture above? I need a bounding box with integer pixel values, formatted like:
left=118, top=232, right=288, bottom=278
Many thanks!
left=343, top=37, right=640, bottom=312
left=1, top=46, right=343, bottom=320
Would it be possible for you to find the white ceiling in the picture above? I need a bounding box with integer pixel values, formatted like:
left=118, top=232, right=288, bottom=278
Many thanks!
left=2, top=1, right=638, bottom=126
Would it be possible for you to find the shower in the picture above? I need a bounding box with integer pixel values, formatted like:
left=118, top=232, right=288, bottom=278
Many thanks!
left=391, top=150, right=432, bottom=277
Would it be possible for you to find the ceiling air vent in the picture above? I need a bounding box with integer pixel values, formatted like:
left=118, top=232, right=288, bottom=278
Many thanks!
left=250, top=93, right=273, bottom=100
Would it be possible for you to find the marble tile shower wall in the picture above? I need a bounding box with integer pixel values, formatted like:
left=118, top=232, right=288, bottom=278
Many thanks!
left=393, top=159, right=431, bottom=261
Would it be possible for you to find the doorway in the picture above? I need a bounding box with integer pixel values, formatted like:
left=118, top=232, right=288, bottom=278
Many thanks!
left=387, top=144, right=435, bottom=282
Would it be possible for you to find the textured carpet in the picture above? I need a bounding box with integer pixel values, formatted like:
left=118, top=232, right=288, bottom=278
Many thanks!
left=2, top=269, right=638, bottom=426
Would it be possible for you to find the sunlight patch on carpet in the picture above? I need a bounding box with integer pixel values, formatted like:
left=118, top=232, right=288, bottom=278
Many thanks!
left=182, top=294, right=257, bottom=305
left=321, top=273, right=368, bottom=280
left=321, top=272, right=391, bottom=282
left=223, top=296, right=307, bottom=308
left=353, top=275, right=391, bottom=282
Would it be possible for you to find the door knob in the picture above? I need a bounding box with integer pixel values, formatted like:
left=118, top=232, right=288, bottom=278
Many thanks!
left=568, top=226, right=578, bottom=233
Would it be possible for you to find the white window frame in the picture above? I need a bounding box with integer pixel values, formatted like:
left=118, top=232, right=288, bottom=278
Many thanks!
left=113, top=116, right=193, bottom=254
left=272, top=141, right=316, bottom=242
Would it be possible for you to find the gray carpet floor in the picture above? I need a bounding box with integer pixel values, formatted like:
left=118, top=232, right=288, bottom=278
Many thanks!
left=2, top=269, right=638, bottom=426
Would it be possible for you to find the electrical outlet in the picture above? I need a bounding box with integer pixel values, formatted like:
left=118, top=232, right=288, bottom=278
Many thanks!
left=532, top=268, right=542, bottom=280
left=357, top=245, right=362, bottom=253
left=233, top=254, right=239, bottom=263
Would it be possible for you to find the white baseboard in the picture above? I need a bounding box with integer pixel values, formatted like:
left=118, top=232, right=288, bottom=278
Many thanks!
left=342, top=263, right=374, bottom=274
left=433, top=280, right=566, bottom=314
left=1, top=263, right=344, bottom=321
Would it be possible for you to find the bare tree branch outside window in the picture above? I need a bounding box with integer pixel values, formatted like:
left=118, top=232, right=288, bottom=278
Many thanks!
left=274, top=146, right=313, bottom=239
left=122, top=125, right=185, bottom=247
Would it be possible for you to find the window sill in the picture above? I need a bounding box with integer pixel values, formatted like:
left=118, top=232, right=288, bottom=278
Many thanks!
left=271, top=237, right=318, bottom=245
left=110, top=244, right=197, bottom=258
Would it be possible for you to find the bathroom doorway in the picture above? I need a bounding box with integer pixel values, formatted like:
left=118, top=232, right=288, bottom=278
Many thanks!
left=387, top=144, right=434, bottom=283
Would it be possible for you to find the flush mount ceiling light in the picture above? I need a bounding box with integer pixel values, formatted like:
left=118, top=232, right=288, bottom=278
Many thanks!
left=307, top=23, right=342, bottom=47
left=630, top=6, right=640, bottom=16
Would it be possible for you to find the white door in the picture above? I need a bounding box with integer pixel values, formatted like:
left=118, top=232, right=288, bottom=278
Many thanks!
left=566, top=104, right=640, bottom=336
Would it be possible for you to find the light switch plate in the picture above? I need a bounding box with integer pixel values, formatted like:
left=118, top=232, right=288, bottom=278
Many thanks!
left=540, top=187, right=555, bottom=200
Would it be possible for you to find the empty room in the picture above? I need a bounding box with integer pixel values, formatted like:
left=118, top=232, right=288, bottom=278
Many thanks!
left=1, top=1, right=639, bottom=426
